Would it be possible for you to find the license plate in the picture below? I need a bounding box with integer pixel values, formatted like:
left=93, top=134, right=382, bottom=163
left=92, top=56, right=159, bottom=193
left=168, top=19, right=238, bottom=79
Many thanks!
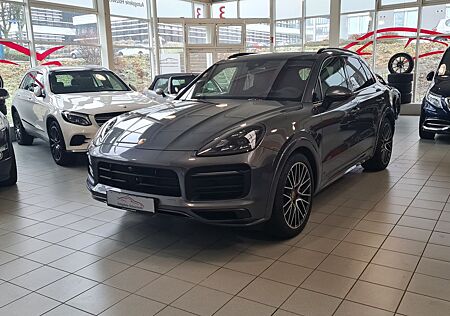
left=107, top=190, right=155, bottom=213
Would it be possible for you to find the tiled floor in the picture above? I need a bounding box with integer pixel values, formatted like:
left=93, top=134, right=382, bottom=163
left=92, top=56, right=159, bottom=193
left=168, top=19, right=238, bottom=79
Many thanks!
left=1, top=116, right=450, bottom=315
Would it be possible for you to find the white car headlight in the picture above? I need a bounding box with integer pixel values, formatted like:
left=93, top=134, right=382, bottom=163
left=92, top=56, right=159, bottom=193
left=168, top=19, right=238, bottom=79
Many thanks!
left=197, top=125, right=265, bottom=157
left=62, top=111, right=92, bottom=126
left=426, top=91, right=444, bottom=109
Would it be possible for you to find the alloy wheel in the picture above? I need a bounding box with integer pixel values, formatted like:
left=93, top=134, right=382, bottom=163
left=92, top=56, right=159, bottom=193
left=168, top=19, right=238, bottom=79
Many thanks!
left=381, top=122, right=393, bottom=166
left=392, top=56, right=408, bottom=73
left=49, top=125, right=63, bottom=162
left=13, top=114, right=22, bottom=141
left=282, top=162, right=312, bottom=229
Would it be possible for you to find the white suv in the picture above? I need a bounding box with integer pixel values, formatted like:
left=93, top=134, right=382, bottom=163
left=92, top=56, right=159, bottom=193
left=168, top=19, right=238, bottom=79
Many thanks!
left=11, top=66, right=156, bottom=165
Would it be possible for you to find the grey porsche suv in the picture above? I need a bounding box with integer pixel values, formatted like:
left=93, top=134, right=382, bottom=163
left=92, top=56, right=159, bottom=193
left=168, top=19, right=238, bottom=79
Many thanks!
left=87, top=49, right=395, bottom=238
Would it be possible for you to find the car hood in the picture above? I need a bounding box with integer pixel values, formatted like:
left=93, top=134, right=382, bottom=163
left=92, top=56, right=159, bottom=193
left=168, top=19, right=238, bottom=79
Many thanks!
left=431, top=77, right=450, bottom=97
left=53, top=91, right=156, bottom=115
left=95, top=99, right=291, bottom=151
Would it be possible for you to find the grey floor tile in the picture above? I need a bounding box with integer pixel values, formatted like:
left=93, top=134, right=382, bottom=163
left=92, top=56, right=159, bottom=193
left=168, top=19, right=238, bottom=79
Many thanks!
left=238, top=277, right=295, bottom=307
left=38, top=274, right=98, bottom=302
left=0, top=293, right=59, bottom=316
left=137, top=275, right=194, bottom=304
left=398, top=292, right=450, bottom=316
left=281, top=288, right=341, bottom=316
left=346, top=280, right=403, bottom=311
left=215, top=297, right=275, bottom=316
left=172, top=285, right=232, bottom=316
left=67, top=284, right=128, bottom=315
left=99, top=294, right=165, bottom=316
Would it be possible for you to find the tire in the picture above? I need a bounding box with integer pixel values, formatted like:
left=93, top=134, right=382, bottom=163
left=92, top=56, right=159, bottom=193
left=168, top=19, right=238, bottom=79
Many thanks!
left=0, top=146, right=17, bottom=186
left=401, top=93, right=412, bottom=104
left=266, top=153, right=314, bottom=239
left=12, top=110, right=33, bottom=145
left=419, top=111, right=435, bottom=140
left=362, top=118, right=393, bottom=172
left=389, top=82, right=412, bottom=94
left=388, top=53, right=414, bottom=74
left=48, top=120, right=74, bottom=166
left=71, top=53, right=77, bottom=59
left=387, top=73, right=413, bottom=83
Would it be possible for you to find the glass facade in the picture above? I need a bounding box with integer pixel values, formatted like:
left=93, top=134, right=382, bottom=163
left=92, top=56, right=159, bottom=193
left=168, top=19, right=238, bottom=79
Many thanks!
left=0, top=0, right=449, bottom=112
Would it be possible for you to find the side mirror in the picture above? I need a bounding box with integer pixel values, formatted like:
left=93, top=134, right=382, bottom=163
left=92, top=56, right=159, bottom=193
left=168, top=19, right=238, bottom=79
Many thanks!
left=426, top=71, right=435, bottom=82
left=323, top=86, right=353, bottom=109
left=33, top=86, right=45, bottom=98
left=155, top=88, right=166, bottom=97
left=0, top=88, right=9, bottom=101
left=375, top=74, right=386, bottom=85
left=129, top=84, right=137, bottom=91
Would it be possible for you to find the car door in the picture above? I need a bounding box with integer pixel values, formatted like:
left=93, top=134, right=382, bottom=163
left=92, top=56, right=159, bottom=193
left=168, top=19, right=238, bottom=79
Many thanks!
left=316, top=57, right=362, bottom=181
left=31, top=71, right=50, bottom=138
left=344, top=57, right=384, bottom=155
left=15, top=71, right=38, bottom=133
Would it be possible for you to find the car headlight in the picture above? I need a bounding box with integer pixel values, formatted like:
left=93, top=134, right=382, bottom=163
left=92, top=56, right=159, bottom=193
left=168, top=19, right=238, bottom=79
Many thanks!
left=426, top=91, right=445, bottom=109
left=62, top=111, right=92, bottom=126
left=197, top=125, right=265, bottom=157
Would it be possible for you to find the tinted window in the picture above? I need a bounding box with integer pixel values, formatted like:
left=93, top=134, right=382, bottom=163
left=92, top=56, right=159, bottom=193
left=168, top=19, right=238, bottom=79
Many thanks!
left=171, top=75, right=197, bottom=93
left=49, top=70, right=129, bottom=94
left=154, top=78, right=169, bottom=91
left=438, top=49, right=450, bottom=78
left=188, top=58, right=313, bottom=101
left=345, top=57, right=368, bottom=91
left=320, top=58, right=348, bottom=94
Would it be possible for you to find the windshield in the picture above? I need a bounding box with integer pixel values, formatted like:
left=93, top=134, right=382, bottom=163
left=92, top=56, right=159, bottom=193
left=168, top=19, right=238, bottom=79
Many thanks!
left=183, top=58, right=313, bottom=101
left=49, top=70, right=130, bottom=94
left=438, top=49, right=450, bottom=78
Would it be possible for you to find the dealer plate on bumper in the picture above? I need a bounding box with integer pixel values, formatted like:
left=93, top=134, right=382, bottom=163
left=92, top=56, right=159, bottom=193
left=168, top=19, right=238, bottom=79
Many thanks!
left=107, top=190, right=155, bottom=213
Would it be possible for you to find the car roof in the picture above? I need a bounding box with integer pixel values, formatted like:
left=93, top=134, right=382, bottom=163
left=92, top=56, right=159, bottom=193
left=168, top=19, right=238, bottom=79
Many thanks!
left=155, top=73, right=199, bottom=79
left=29, top=65, right=110, bottom=73
left=222, top=49, right=359, bottom=63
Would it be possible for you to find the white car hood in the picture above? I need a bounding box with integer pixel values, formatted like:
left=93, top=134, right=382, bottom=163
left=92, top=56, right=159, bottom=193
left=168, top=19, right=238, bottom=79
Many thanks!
left=53, top=91, right=157, bottom=115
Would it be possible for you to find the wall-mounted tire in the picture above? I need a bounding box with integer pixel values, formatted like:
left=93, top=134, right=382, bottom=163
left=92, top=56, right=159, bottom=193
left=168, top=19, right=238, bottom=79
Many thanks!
left=387, top=73, right=413, bottom=83
left=388, top=53, right=414, bottom=74
left=401, top=93, right=412, bottom=104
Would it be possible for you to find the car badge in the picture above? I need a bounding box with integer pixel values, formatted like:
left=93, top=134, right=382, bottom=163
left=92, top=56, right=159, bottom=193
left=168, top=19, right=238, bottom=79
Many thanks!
left=138, top=139, right=146, bottom=145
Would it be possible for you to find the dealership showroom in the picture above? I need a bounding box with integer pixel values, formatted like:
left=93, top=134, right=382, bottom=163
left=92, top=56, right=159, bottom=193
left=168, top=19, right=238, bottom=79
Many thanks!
left=3, top=0, right=450, bottom=315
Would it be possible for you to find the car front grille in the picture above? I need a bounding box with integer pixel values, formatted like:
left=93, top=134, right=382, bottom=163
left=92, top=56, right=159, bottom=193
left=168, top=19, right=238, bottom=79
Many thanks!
left=97, top=162, right=181, bottom=197
left=186, top=165, right=251, bottom=201
left=94, top=112, right=127, bottom=126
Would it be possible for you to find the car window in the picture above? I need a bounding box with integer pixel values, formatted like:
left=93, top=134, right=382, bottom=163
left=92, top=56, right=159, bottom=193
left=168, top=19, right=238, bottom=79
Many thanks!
left=49, top=70, right=129, bottom=94
left=438, top=49, right=450, bottom=77
left=446, top=19, right=450, bottom=27
left=187, top=58, right=313, bottom=101
left=344, top=57, right=369, bottom=91
left=154, top=78, right=169, bottom=92
left=320, top=58, right=348, bottom=94
left=170, top=76, right=197, bottom=93
left=200, top=67, right=238, bottom=95
left=312, top=80, right=323, bottom=102
left=20, top=72, right=35, bottom=91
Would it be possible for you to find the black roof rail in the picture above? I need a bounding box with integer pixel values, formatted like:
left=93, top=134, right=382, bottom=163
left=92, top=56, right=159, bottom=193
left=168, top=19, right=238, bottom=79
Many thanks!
left=227, top=52, right=256, bottom=59
left=317, top=48, right=359, bottom=56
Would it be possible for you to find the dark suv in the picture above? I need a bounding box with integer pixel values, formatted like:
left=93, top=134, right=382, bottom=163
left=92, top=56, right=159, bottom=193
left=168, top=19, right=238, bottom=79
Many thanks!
left=420, top=47, right=450, bottom=139
left=87, top=49, right=396, bottom=238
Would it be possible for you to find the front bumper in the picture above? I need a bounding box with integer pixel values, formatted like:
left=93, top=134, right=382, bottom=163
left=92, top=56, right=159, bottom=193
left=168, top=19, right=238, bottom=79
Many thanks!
left=422, top=99, right=450, bottom=134
left=59, top=118, right=99, bottom=152
left=87, top=146, right=278, bottom=226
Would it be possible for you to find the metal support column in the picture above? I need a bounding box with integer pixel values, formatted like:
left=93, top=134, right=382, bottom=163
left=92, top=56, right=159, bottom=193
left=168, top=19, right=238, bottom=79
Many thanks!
left=97, top=0, right=114, bottom=69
